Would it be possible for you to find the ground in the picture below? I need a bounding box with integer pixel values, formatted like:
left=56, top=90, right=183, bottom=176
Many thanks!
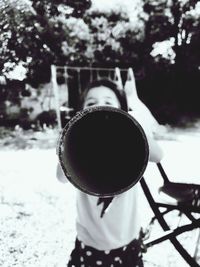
left=1, top=123, right=200, bottom=267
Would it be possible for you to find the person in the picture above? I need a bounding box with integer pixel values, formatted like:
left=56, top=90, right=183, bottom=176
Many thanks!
left=56, top=78, right=163, bottom=267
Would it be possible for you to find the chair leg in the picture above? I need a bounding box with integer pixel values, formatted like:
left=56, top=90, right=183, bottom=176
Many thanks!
left=140, top=177, right=200, bottom=267
left=194, top=228, right=200, bottom=260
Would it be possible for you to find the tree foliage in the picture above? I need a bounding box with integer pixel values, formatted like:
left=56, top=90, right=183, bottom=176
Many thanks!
left=81, top=8, right=145, bottom=67
left=142, top=0, right=200, bottom=73
left=136, top=0, right=200, bottom=123
left=0, top=0, right=92, bottom=86
left=1, top=0, right=200, bottom=121
left=1, top=0, right=200, bottom=78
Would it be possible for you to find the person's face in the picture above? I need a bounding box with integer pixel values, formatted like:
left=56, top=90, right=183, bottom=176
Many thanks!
left=83, top=86, right=121, bottom=109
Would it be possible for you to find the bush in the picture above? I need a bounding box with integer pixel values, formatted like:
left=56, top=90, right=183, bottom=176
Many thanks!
left=36, top=110, right=57, bottom=127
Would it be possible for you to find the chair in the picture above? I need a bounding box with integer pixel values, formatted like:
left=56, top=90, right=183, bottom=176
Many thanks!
left=140, top=162, right=200, bottom=266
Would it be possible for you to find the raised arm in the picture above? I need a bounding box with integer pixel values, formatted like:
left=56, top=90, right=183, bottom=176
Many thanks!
left=56, top=162, right=68, bottom=183
left=128, top=110, right=164, bottom=163
left=146, top=135, right=163, bottom=163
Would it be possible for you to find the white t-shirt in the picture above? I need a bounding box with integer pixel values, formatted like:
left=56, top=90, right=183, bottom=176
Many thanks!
left=76, top=183, right=141, bottom=251
left=57, top=110, right=152, bottom=251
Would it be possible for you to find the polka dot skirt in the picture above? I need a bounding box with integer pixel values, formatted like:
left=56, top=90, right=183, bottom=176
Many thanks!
left=67, top=238, right=144, bottom=267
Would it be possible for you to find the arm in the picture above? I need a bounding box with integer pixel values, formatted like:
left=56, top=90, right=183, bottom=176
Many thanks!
left=56, top=162, right=68, bottom=183
left=128, top=110, right=164, bottom=163
left=146, top=135, right=163, bottom=163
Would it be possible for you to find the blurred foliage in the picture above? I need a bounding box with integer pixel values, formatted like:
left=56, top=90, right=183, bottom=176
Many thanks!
left=0, top=0, right=92, bottom=87
left=1, top=0, right=200, bottom=78
left=1, top=0, right=200, bottom=125
left=143, top=0, right=200, bottom=71
left=82, top=9, right=145, bottom=67
left=138, top=0, right=200, bottom=123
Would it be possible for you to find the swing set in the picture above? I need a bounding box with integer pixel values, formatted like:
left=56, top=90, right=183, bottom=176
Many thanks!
left=51, top=65, right=200, bottom=266
left=51, top=65, right=130, bottom=130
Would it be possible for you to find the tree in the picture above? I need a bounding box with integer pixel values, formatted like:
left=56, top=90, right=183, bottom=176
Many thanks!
left=0, top=0, right=92, bottom=87
left=142, top=0, right=200, bottom=73
left=77, top=6, right=145, bottom=69
left=140, top=0, right=200, bottom=121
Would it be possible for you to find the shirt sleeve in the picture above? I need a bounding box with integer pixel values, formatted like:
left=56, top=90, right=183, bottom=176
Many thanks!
left=56, top=162, right=68, bottom=183
left=128, top=110, right=153, bottom=138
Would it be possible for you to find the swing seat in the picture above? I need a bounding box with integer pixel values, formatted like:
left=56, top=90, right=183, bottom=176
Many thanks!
left=159, top=182, right=200, bottom=207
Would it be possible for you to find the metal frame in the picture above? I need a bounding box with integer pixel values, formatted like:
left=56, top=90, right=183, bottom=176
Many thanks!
left=140, top=163, right=200, bottom=266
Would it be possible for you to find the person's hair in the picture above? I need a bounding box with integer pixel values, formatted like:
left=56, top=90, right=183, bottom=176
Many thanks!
left=79, top=78, right=128, bottom=112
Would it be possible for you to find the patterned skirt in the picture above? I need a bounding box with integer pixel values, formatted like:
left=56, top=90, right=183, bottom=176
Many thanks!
left=67, top=238, right=144, bottom=267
